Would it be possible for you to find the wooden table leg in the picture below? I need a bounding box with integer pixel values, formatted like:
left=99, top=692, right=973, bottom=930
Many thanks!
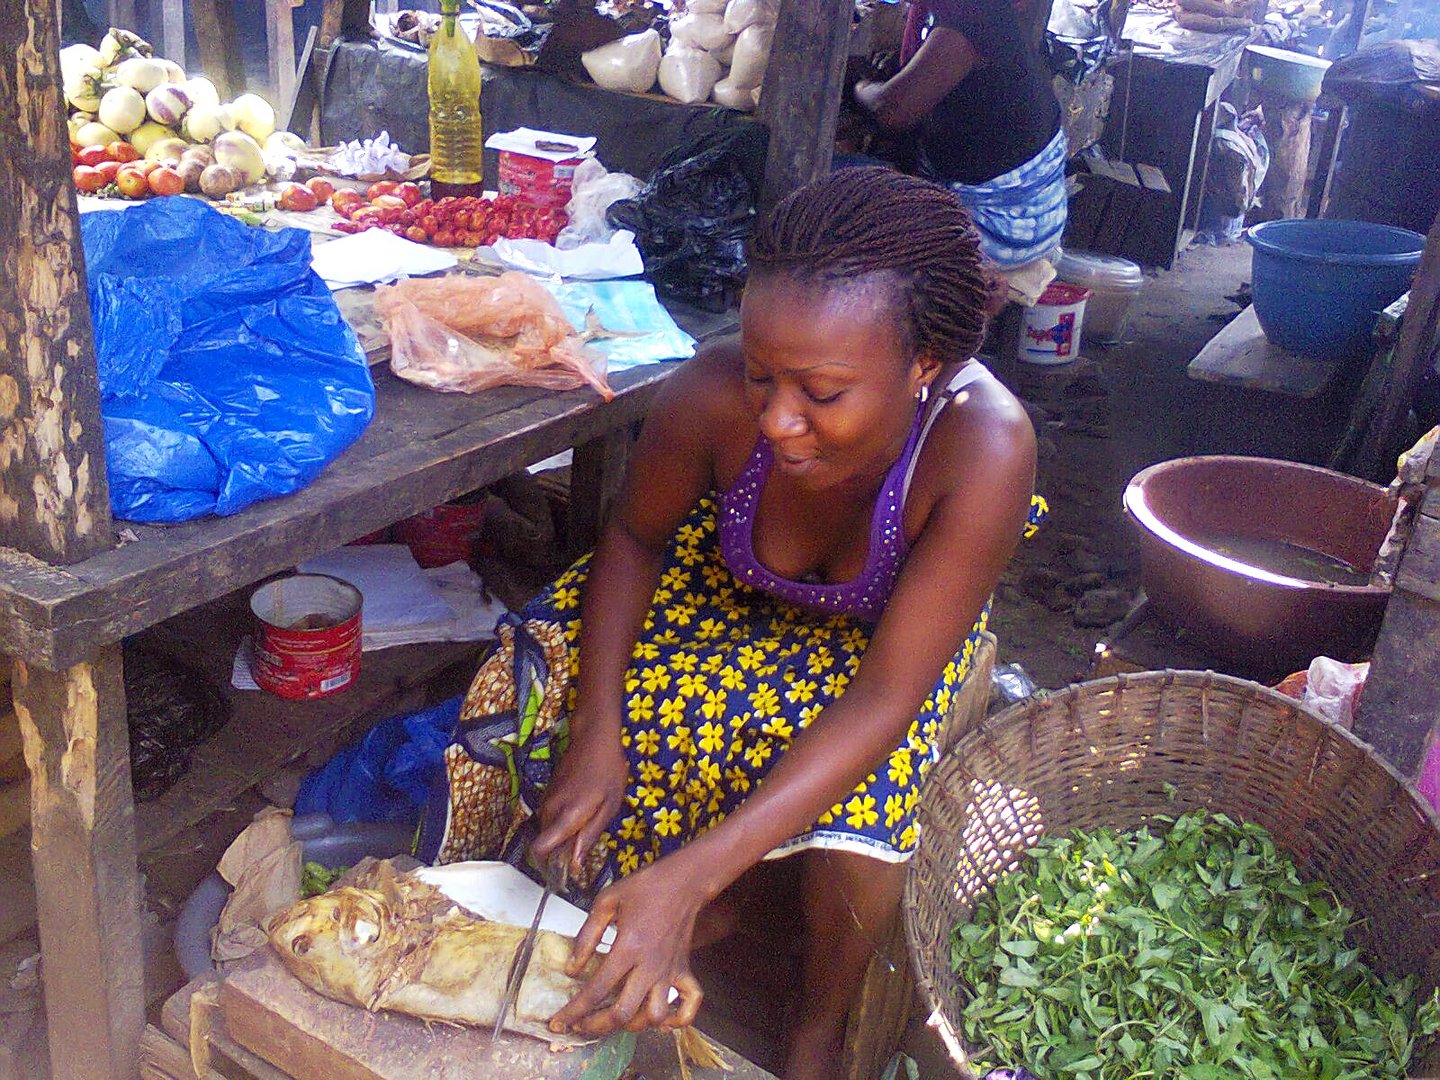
left=566, top=428, right=633, bottom=558
left=13, top=647, right=144, bottom=1080
left=192, top=0, right=247, bottom=98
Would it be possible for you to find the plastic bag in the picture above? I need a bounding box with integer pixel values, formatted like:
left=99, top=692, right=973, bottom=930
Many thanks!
left=727, top=23, right=774, bottom=89
left=580, top=28, right=661, bottom=93
left=1275, top=656, right=1368, bottom=730
left=557, top=158, right=644, bottom=249
left=659, top=44, right=724, bottom=104
left=295, top=696, right=462, bottom=825
left=723, top=0, right=778, bottom=34
left=373, top=272, right=614, bottom=399
left=84, top=197, right=375, bottom=522
left=669, top=12, right=735, bottom=51
left=607, top=126, right=768, bottom=308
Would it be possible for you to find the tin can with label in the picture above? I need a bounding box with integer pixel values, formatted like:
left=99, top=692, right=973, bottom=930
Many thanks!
left=250, top=575, right=363, bottom=699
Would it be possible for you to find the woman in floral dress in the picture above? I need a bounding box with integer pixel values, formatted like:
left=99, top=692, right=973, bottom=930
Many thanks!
left=421, top=166, right=1043, bottom=1079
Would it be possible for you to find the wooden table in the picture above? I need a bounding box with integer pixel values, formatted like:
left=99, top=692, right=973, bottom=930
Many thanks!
left=0, top=298, right=734, bottom=1080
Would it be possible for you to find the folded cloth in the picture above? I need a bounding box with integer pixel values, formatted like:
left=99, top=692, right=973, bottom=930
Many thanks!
left=1003, top=256, right=1059, bottom=307
left=943, top=128, right=1070, bottom=270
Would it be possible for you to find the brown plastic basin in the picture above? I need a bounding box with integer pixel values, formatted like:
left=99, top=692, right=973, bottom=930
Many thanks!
left=1124, top=456, right=1394, bottom=674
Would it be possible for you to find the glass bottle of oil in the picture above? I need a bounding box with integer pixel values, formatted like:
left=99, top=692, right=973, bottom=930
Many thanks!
left=428, top=0, right=484, bottom=198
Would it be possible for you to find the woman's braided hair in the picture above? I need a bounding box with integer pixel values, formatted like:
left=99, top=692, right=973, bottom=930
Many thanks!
left=747, top=166, right=992, bottom=363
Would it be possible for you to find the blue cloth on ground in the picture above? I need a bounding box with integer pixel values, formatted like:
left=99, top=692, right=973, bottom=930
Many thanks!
left=943, top=128, right=1070, bottom=269
left=83, top=197, right=375, bottom=522
left=295, top=696, right=462, bottom=826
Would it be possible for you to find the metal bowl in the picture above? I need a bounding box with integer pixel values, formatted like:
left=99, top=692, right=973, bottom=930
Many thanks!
left=1124, top=456, right=1394, bottom=676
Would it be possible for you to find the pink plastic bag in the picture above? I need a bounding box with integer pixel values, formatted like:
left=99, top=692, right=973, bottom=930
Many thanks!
left=373, top=272, right=613, bottom=400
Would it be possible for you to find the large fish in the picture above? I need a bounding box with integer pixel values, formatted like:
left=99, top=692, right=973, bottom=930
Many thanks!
left=265, top=865, right=598, bottom=1044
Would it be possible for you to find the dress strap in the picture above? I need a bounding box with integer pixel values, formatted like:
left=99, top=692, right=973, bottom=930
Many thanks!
left=899, top=360, right=992, bottom=507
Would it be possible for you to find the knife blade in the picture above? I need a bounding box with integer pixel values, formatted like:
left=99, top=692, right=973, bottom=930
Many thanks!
left=492, top=859, right=567, bottom=1043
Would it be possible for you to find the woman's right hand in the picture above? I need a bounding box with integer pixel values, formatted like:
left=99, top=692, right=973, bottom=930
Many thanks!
left=531, top=713, right=629, bottom=878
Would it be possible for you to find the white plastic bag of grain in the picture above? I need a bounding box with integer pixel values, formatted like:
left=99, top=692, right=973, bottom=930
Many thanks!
left=669, top=11, right=736, bottom=52
left=713, top=38, right=736, bottom=65
left=727, top=23, right=774, bottom=89
left=658, top=45, right=724, bottom=104
left=686, top=0, right=729, bottom=13
left=723, top=0, right=779, bottom=34
left=712, top=76, right=758, bottom=110
left=581, top=29, right=663, bottom=93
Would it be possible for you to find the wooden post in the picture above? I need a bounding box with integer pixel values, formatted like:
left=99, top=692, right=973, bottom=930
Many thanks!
left=105, top=0, right=137, bottom=31
left=1356, top=207, right=1440, bottom=480
left=566, top=428, right=633, bottom=558
left=193, top=0, right=248, bottom=98
left=160, top=0, right=186, bottom=69
left=12, top=649, right=144, bottom=1080
left=756, top=0, right=853, bottom=210
left=0, top=0, right=114, bottom=566
left=1, top=5, right=144, bottom=1079
left=266, top=0, right=298, bottom=110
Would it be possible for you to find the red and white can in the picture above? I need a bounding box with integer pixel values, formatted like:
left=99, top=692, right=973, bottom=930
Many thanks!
left=250, top=575, right=363, bottom=700
left=497, top=150, right=584, bottom=210
left=395, top=497, right=488, bottom=569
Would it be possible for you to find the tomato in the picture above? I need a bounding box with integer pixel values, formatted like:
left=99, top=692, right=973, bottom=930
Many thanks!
left=114, top=164, right=151, bottom=199
left=332, top=190, right=366, bottom=219
left=107, top=141, right=140, bottom=163
left=73, top=165, right=106, bottom=194
left=421, top=215, right=439, bottom=234
left=366, top=180, right=400, bottom=200
left=305, top=177, right=336, bottom=205
left=79, top=145, right=114, bottom=167
left=95, top=160, right=123, bottom=184
left=147, top=166, right=185, bottom=196
left=393, top=182, right=423, bottom=207
left=433, top=229, right=456, bottom=247
left=412, top=199, right=433, bottom=216
left=351, top=205, right=386, bottom=225
left=483, top=232, right=500, bottom=247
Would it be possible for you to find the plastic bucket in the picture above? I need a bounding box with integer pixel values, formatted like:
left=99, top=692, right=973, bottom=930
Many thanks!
left=250, top=575, right=363, bottom=699
left=395, top=497, right=488, bottom=569
left=1019, top=282, right=1090, bottom=364
left=1055, top=249, right=1144, bottom=345
left=1246, top=219, right=1424, bottom=360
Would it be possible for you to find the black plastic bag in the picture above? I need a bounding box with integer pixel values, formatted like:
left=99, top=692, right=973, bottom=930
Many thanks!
left=1323, top=40, right=1440, bottom=106
left=124, top=644, right=229, bottom=802
left=606, top=125, right=769, bottom=310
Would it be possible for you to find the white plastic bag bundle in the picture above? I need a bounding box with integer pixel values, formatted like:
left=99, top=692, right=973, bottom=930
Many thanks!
left=711, top=76, right=758, bottom=110
left=669, top=11, right=736, bottom=52
left=723, top=0, right=779, bottom=34
left=1298, top=657, right=1369, bottom=730
left=581, top=28, right=662, bottom=93
left=726, top=23, right=773, bottom=89
left=556, top=158, right=644, bottom=249
left=685, top=0, right=729, bottom=13
left=659, top=45, right=723, bottom=104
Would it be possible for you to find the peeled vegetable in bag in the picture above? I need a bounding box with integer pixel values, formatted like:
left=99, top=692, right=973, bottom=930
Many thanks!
left=659, top=45, right=723, bottom=105
left=84, top=198, right=374, bottom=522
left=669, top=12, right=735, bottom=52
left=581, top=29, right=662, bottom=94
left=726, top=23, right=774, bottom=90
left=723, top=0, right=778, bottom=34
left=374, top=273, right=613, bottom=400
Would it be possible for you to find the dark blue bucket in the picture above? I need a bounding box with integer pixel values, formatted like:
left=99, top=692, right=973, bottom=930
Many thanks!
left=1246, top=219, right=1424, bottom=360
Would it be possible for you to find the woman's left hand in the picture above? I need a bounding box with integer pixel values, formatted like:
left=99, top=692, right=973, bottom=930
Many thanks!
left=548, top=857, right=707, bottom=1037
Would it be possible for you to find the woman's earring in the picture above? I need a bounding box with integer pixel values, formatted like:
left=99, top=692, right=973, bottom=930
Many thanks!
left=916, top=384, right=930, bottom=404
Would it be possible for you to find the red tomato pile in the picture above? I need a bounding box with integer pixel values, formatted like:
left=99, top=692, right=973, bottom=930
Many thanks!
left=331, top=181, right=567, bottom=247
left=71, top=141, right=185, bottom=200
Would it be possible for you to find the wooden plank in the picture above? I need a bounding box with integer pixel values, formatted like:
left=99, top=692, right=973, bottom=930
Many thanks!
left=0, top=364, right=672, bottom=671
left=192, top=0, right=247, bottom=98
left=0, top=0, right=113, bottom=566
left=757, top=0, right=852, bottom=209
left=1394, top=507, right=1440, bottom=603
left=266, top=0, right=298, bottom=112
left=0, top=777, right=23, bottom=839
left=1187, top=305, right=1339, bottom=397
left=1254, top=93, right=1315, bottom=223
left=159, top=0, right=186, bottom=69
left=220, top=951, right=774, bottom=1079
left=0, top=834, right=35, bottom=945
left=14, top=646, right=145, bottom=1080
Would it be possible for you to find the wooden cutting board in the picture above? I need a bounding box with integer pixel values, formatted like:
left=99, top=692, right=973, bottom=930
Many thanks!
left=220, top=950, right=775, bottom=1080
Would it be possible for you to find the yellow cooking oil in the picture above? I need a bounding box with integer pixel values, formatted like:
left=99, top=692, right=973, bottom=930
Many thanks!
left=428, top=0, right=484, bottom=197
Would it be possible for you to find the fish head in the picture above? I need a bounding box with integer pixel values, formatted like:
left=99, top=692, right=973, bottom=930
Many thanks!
left=267, top=887, right=393, bottom=995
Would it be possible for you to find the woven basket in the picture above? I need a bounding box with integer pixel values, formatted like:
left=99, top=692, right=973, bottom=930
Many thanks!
left=903, top=670, right=1440, bottom=1077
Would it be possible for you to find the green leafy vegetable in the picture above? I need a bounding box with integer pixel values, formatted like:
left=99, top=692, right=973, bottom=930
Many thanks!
left=579, top=1030, right=637, bottom=1080
left=300, top=860, right=350, bottom=898
left=950, top=810, right=1440, bottom=1080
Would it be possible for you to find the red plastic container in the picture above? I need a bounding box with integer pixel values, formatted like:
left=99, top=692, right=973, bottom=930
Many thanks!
left=250, top=575, right=363, bottom=699
left=497, top=150, right=583, bottom=210
left=395, top=497, right=488, bottom=569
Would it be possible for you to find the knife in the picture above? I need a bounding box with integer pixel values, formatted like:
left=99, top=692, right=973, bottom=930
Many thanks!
left=492, top=860, right=567, bottom=1043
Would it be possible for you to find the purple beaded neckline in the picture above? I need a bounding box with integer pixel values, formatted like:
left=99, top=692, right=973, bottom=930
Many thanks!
left=717, top=409, right=924, bottom=622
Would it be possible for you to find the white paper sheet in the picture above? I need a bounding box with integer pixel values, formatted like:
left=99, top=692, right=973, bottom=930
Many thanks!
left=311, top=229, right=458, bottom=290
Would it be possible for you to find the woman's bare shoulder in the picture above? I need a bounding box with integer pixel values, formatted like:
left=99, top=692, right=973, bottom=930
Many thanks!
left=650, top=333, right=748, bottom=429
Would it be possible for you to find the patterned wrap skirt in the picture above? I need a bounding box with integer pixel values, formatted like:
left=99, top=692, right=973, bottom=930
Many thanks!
left=418, top=492, right=1046, bottom=902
